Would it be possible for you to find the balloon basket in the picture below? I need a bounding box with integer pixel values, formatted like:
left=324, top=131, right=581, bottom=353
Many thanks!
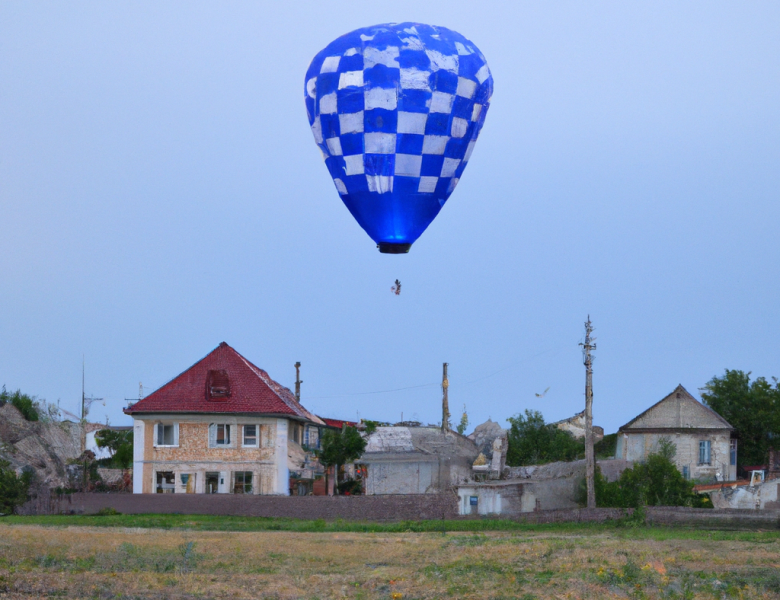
left=377, top=243, right=412, bottom=254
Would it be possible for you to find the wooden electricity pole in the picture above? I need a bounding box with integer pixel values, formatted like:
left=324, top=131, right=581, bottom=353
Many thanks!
left=441, top=363, right=450, bottom=432
left=580, top=317, right=597, bottom=509
left=81, top=356, right=86, bottom=455
left=294, top=362, right=302, bottom=403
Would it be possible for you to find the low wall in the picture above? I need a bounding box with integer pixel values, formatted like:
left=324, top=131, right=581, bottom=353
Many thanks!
left=646, top=506, right=780, bottom=529
left=35, top=492, right=459, bottom=521
left=17, top=492, right=780, bottom=530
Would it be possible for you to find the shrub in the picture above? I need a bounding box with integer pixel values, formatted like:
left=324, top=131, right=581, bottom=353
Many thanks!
left=0, top=459, right=32, bottom=514
left=95, top=507, right=121, bottom=516
left=580, top=442, right=710, bottom=509
left=337, top=478, right=363, bottom=495
left=0, top=387, right=39, bottom=421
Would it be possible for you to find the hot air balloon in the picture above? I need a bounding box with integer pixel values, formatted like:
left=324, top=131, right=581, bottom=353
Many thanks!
left=304, top=23, right=493, bottom=253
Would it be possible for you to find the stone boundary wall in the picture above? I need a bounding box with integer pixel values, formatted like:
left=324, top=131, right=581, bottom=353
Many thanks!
left=31, top=492, right=459, bottom=521
left=646, top=506, right=780, bottom=529
left=17, top=493, right=780, bottom=529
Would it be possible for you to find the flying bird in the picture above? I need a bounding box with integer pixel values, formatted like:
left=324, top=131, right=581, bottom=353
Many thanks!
left=535, top=387, right=550, bottom=398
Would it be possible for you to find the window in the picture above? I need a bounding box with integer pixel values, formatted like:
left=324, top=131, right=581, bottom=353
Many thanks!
left=233, top=471, right=253, bottom=494
left=682, top=466, right=689, bottom=480
left=209, top=423, right=232, bottom=447
left=289, top=421, right=301, bottom=444
left=730, top=439, right=737, bottom=466
left=699, top=440, right=711, bottom=465
left=217, top=424, right=230, bottom=445
left=243, top=425, right=258, bottom=447
left=156, top=471, right=175, bottom=493
left=206, top=369, right=230, bottom=400
left=154, top=423, right=178, bottom=447
left=304, top=425, right=320, bottom=449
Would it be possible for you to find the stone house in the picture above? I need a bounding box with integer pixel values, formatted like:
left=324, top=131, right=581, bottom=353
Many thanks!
left=124, top=342, right=324, bottom=495
left=615, top=384, right=736, bottom=481
left=552, top=410, right=604, bottom=443
left=360, top=426, right=478, bottom=494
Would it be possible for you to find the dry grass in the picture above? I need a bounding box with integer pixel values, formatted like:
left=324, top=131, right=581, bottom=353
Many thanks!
left=1, top=524, right=779, bottom=599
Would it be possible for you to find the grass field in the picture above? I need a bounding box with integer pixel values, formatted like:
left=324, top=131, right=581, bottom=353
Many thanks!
left=1, top=517, right=779, bottom=599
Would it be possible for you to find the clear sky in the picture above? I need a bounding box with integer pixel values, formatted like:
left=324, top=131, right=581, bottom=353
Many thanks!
left=1, top=2, right=778, bottom=434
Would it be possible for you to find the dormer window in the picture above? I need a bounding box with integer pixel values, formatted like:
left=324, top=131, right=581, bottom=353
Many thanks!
left=207, top=370, right=230, bottom=401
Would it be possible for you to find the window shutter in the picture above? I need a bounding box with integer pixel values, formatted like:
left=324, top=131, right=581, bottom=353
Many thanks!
left=261, top=425, right=271, bottom=448
left=209, top=423, right=216, bottom=448
left=173, top=423, right=179, bottom=447
left=154, top=423, right=160, bottom=447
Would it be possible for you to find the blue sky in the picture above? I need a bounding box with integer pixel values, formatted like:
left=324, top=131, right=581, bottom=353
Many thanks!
left=1, top=2, right=778, bottom=434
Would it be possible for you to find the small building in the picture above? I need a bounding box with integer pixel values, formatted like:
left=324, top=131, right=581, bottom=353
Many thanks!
left=124, top=342, right=324, bottom=495
left=457, top=458, right=632, bottom=515
left=360, top=426, right=478, bottom=494
left=615, top=384, right=736, bottom=481
left=552, top=410, right=604, bottom=443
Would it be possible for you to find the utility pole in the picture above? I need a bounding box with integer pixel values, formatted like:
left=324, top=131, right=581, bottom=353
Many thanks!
left=580, top=317, right=597, bottom=509
left=441, top=363, right=450, bottom=432
left=294, top=362, right=302, bottom=402
left=81, top=355, right=86, bottom=455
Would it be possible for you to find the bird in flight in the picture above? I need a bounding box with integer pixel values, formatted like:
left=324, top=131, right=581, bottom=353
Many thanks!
left=535, top=387, right=550, bottom=398
left=391, top=279, right=401, bottom=295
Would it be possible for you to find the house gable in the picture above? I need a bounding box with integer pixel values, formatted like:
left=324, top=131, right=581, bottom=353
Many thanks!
left=619, top=384, right=733, bottom=432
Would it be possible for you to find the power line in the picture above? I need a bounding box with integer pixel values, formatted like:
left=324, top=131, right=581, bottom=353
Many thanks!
left=304, top=347, right=557, bottom=400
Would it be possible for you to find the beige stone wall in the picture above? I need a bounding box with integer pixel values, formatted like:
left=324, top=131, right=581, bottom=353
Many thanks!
left=620, top=431, right=732, bottom=481
left=135, top=415, right=286, bottom=495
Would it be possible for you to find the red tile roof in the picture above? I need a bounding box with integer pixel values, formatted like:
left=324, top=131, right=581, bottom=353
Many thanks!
left=694, top=480, right=750, bottom=492
left=124, top=342, right=324, bottom=424
left=320, top=417, right=358, bottom=429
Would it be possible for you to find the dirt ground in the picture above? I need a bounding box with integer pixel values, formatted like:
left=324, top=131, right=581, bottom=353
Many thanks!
left=1, top=524, right=779, bottom=599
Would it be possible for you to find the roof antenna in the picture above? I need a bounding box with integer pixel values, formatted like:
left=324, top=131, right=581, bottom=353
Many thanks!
left=294, top=362, right=302, bottom=402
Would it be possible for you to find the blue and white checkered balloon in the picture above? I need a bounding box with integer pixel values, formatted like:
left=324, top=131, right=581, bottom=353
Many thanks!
left=305, top=23, right=493, bottom=253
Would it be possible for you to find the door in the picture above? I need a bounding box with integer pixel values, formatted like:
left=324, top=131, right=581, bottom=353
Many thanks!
left=205, top=472, right=219, bottom=494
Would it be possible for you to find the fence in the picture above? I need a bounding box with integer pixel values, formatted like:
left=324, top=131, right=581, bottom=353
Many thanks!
left=16, top=491, right=780, bottom=529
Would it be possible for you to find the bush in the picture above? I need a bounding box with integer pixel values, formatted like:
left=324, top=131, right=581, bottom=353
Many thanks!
left=95, top=507, right=121, bottom=516
left=594, top=433, right=617, bottom=458
left=337, top=478, right=363, bottom=495
left=0, top=459, right=32, bottom=515
left=0, top=386, right=39, bottom=421
left=581, top=442, right=710, bottom=509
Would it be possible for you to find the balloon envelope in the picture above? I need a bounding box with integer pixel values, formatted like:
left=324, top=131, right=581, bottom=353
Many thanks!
left=305, top=23, right=493, bottom=253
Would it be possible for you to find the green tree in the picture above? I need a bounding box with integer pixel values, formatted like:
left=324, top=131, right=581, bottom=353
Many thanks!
left=700, top=370, right=780, bottom=469
left=506, top=410, right=584, bottom=466
left=0, top=386, right=39, bottom=421
left=317, top=426, right=367, bottom=492
left=456, top=405, right=469, bottom=435
left=95, top=429, right=134, bottom=469
left=0, top=460, right=33, bottom=515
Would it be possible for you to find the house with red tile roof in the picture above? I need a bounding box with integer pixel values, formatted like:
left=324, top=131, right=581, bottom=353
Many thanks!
left=124, top=342, right=324, bottom=495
